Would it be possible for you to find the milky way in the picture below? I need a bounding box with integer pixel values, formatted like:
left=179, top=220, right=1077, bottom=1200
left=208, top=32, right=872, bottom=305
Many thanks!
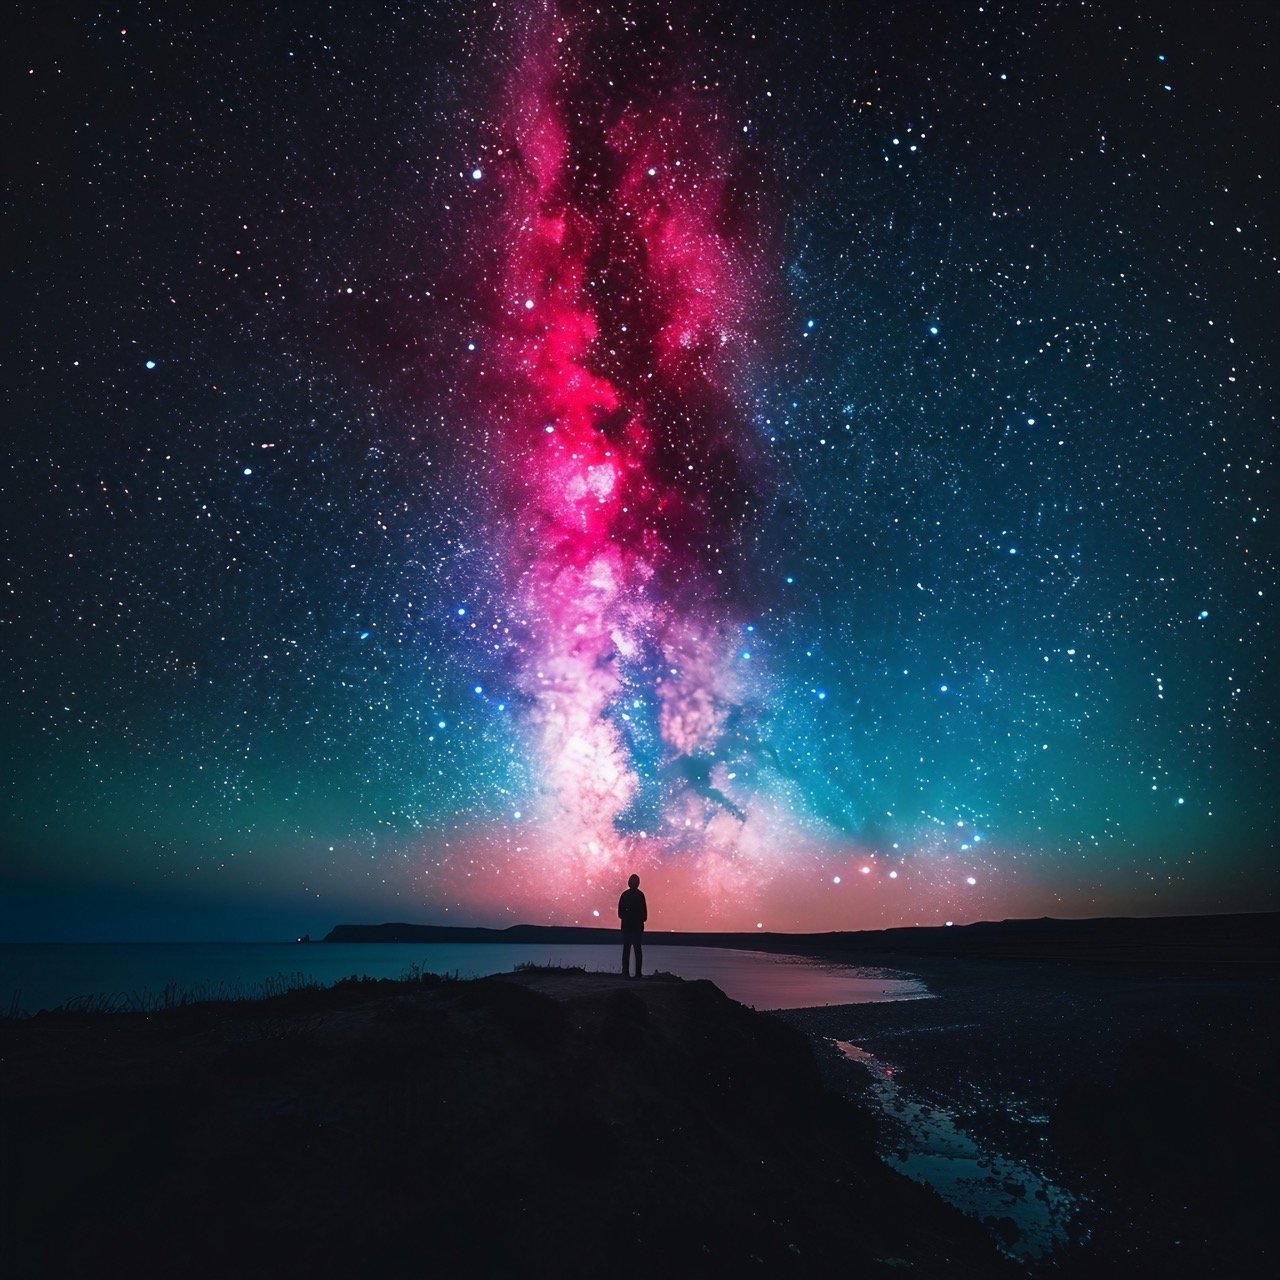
left=3, top=0, right=1274, bottom=939
left=431, top=4, right=810, bottom=922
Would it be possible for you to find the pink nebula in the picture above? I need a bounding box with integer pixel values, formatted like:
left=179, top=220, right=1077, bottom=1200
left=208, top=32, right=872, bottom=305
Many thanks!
left=428, top=4, right=838, bottom=926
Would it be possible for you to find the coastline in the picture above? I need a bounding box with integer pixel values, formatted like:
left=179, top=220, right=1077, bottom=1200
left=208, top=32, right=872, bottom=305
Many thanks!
left=321, top=910, right=1280, bottom=969
left=1, top=966, right=1013, bottom=1279
left=4, top=915, right=1274, bottom=1276
left=0, top=941, right=929, bottom=1017
left=778, top=951, right=1277, bottom=1278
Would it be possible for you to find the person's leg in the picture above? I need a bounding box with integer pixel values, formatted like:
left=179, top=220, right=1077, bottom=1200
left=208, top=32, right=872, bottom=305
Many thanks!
left=621, top=937, right=632, bottom=976
left=634, top=938, right=643, bottom=977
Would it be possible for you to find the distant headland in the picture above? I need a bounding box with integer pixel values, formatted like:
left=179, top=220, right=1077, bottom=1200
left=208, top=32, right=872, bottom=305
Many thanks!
left=323, top=911, right=1279, bottom=967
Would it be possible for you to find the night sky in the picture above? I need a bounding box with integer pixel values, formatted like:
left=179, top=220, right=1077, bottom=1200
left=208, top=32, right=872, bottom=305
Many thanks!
left=4, top=1, right=1275, bottom=941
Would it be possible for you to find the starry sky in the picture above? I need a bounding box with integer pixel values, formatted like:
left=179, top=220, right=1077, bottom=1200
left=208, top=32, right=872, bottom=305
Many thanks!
left=4, top=0, right=1275, bottom=941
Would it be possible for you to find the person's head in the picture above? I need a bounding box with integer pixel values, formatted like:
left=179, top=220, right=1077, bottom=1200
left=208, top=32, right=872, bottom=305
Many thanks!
left=628, top=874, right=640, bottom=889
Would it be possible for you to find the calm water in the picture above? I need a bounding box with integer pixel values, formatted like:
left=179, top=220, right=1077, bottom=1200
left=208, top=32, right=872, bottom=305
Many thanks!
left=0, top=942, right=930, bottom=1016
left=835, top=1040, right=1080, bottom=1261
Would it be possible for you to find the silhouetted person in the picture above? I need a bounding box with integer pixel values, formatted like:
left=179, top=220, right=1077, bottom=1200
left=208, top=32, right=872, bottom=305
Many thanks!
left=618, top=873, right=647, bottom=977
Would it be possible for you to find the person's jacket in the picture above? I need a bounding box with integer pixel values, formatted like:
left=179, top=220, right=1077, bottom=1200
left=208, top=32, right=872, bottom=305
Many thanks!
left=618, top=888, right=647, bottom=933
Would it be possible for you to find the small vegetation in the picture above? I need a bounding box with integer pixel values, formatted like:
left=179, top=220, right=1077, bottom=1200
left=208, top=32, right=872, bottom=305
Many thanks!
left=4, top=972, right=321, bottom=1020
left=398, top=961, right=457, bottom=984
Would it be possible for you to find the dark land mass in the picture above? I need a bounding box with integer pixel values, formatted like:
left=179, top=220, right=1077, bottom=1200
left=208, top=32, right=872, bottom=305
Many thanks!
left=320, top=910, right=1279, bottom=1275
left=780, top=954, right=1278, bottom=1279
left=323, top=910, right=1279, bottom=968
left=1, top=969, right=1016, bottom=1280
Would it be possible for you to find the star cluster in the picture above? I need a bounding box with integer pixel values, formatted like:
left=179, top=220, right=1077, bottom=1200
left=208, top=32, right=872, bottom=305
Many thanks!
left=3, top=1, right=1274, bottom=938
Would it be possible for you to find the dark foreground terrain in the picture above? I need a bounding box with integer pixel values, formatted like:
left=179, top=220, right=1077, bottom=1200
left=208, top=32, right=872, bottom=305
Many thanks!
left=782, top=955, right=1278, bottom=1279
left=1, top=969, right=1013, bottom=1279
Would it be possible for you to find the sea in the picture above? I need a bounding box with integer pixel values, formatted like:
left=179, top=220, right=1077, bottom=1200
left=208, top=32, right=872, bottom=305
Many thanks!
left=0, top=941, right=930, bottom=1016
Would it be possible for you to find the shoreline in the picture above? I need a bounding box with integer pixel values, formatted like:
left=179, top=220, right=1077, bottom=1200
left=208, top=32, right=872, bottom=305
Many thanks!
left=1, top=965, right=1015, bottom=1278
left=1, top=942, right=932, bottom=1019
left=320, top=910, right=1280, bottom=970
left=776, top=952, right=1277, bottom=1278
left=3, top=950, right=1274, bottom=1276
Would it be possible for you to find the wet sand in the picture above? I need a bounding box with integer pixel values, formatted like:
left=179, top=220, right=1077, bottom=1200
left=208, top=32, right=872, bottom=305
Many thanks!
left=777, top=955, right=1278, bottom=1277
left=782, top=955, right=1274, bottom=1127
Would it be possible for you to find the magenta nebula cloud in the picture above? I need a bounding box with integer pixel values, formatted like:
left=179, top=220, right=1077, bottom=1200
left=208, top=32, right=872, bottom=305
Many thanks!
left=425, top=5, right=856, bottom=929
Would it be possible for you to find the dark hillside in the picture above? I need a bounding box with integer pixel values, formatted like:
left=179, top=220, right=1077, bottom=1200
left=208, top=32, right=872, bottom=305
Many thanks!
left=1, top=970, right=1013, bottom=1279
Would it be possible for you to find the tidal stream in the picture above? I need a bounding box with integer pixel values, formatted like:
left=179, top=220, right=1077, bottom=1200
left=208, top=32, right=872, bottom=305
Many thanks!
left=833, top=1039, right=1082, bottom=1261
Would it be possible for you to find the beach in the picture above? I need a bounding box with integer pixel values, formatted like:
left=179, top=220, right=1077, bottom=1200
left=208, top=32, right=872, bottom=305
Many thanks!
left=780, top=953, right=1277, bottom=1277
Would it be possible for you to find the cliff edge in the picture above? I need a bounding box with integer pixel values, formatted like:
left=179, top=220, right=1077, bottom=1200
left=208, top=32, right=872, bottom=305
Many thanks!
left=2, top=969, right=1012, bottom=1278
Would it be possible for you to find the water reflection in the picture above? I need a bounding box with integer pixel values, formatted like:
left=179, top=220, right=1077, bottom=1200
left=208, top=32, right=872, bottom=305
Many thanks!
left=834, top=1040, right=1081, bottom=1261
left=639, top=947, right=931, bottom=1010
left=1, top=941, right=931, bottom=1016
